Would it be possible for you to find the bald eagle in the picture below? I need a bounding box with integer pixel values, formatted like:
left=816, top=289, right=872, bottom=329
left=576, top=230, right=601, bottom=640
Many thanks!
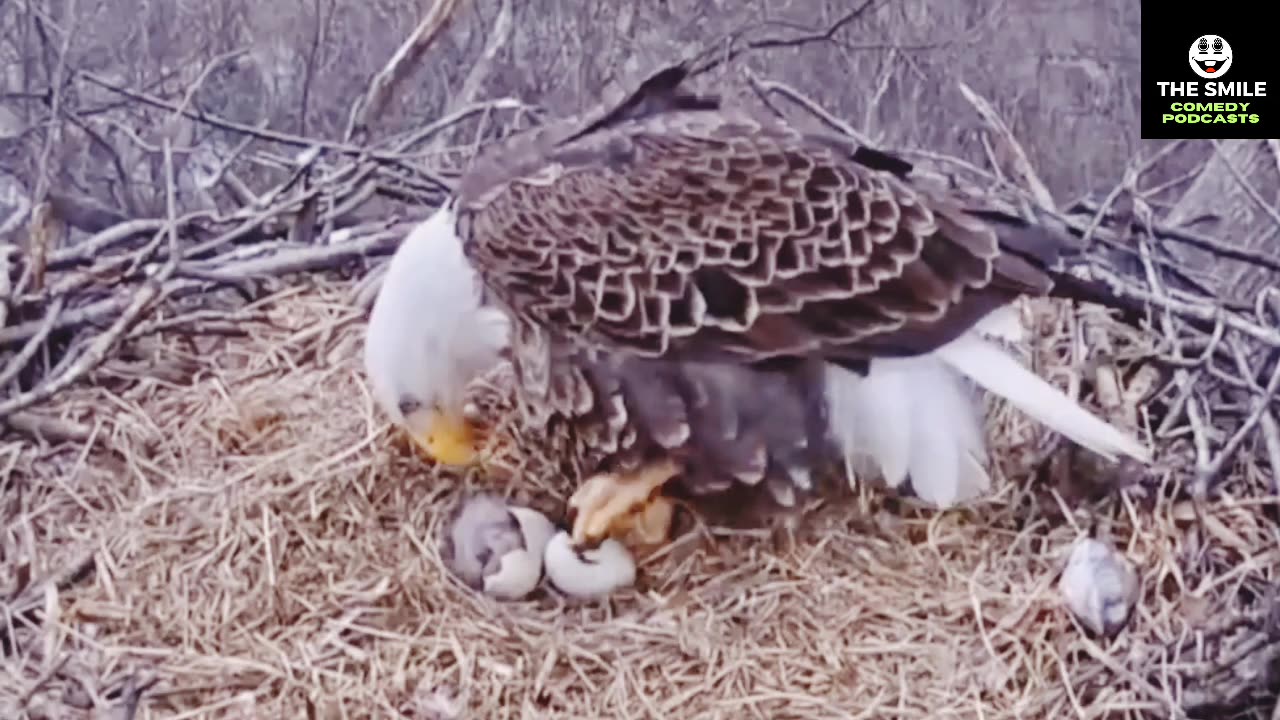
left=363, top=64, right=1151, bottom=553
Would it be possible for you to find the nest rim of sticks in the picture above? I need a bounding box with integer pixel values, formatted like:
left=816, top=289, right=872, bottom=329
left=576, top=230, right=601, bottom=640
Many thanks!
left=3, top=52, right=1280, bottom=720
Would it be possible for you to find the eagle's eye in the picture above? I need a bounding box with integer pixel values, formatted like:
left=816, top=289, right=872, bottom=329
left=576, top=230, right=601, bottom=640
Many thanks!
left=1198, top=38, right=1209, bottom=52
left=398, top=396, right=423, bottom=417
left=1213, top=38, right=1223, bottom=52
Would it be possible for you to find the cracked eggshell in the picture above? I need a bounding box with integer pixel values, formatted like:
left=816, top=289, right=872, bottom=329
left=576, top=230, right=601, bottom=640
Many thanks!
left=481, top=506, right=557, bottom=601
left=544, top=530, right=637, bottom=599
left=1058, top=537, right=1139, bottom=638
left=509, top=506, right=556, bottom=556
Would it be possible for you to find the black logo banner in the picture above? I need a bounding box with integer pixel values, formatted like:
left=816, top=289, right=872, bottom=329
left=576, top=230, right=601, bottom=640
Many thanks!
left=1140, top=4, right=1276, bottom=139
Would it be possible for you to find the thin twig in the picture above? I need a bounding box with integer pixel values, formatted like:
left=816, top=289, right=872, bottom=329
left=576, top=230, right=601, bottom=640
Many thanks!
left=0, top=296, right=64, bottom=389
left=343, top=0, right=465, bottom=142
left=686, top=0, right=883, bottom=79
left=745, top=72, right=875, bottom=146
left=1209, top=139, right=1280, bottom=231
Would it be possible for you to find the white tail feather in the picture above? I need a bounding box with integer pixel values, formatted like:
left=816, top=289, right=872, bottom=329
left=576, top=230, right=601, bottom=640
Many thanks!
left=973, top=302, right=1026, bottom=344
left=824, top=356, right=990, bottom=508
left=823, top=325, right=1152, bottom=509
left=934, top=333, right=1152, bottom=463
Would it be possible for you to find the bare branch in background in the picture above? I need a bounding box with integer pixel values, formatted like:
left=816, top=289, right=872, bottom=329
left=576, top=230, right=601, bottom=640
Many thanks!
left=449, top=0, right=513, bottom=113
left=30, top=0, right=80, bottom=205
left=686, top=0, right=883, bottom=79
left=745, top=72, right=875, bottom=147
left=343, top=0, right=465, bottom=143
left=956, top=81, right=1056, bottom=210
left=298, top=0, right=335, bottom=136
left=79, top=71, right=360, bottom=154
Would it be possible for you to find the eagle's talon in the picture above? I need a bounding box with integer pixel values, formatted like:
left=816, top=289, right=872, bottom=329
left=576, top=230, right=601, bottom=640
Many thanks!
left=568, top=529, right=604, bottom=554
left=567, top=459, right=680, bottom=552
left=622, top=496, right=675, bottom=550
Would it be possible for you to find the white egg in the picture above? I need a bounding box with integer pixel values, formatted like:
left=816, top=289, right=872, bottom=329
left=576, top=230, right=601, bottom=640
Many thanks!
left=543, top=530, right=637, bottom=599
left=1058, top=536, right=1138, bottom=637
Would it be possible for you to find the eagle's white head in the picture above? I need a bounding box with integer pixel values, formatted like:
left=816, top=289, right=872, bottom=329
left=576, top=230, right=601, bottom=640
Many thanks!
left=363, top=204, right=510, bottom=465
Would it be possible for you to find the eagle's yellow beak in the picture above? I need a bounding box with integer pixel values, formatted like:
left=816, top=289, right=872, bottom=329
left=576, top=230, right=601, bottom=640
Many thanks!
left=414, top=410, right=480, bottom=466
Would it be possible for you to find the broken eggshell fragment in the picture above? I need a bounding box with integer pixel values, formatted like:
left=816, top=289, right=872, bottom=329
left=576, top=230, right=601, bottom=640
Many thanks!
left=482, top=505, right=557, bottom=600
left=544, top=530, right=637, bottom=599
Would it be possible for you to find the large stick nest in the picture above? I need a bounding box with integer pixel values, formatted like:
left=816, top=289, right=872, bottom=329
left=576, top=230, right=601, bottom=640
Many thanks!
left=3, top=37, right=1280, bottom=720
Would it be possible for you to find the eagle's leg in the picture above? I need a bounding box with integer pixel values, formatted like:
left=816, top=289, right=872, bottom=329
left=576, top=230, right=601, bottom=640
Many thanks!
left=568, top=458, right=680, bottom=550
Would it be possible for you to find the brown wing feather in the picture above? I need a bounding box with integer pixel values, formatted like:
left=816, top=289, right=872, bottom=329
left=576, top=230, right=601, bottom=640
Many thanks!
left=452, top=66, right=1084, bottom=503
left=455, top=85, right=1069, bottom=367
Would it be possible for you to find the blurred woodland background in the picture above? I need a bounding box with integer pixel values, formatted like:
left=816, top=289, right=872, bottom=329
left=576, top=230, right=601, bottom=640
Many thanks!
left=7, top=0, right=1277, bottom=310
left=1, top=0, right=1156, bottom=236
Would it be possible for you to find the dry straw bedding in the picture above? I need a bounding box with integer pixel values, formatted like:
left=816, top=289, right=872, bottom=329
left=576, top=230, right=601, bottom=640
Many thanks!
left=2, top=283, right=1277, bottom=720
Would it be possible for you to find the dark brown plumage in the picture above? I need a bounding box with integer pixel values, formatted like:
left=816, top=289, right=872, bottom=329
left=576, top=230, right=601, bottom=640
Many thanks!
left=457, top=66, right=1070, bottom=364
left=444, top=63, right=1138, bottom=510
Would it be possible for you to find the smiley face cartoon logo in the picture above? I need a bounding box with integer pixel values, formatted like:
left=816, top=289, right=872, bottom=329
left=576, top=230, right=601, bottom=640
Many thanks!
left=1188, top=35, right=1232, bottom=79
